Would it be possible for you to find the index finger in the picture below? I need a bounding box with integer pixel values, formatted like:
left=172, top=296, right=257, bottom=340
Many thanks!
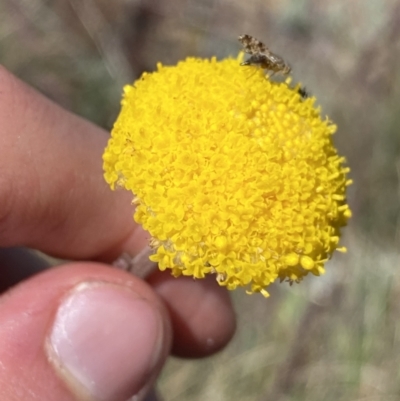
left=0, top=66, right=144, bottom=260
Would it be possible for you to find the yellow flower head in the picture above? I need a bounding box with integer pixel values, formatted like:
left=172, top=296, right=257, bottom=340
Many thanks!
left=103, top=55, right=352, bottom=296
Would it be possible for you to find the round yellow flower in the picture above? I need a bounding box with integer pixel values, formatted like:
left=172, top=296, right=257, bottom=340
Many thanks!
left=103, top=56, right=352, bottom=296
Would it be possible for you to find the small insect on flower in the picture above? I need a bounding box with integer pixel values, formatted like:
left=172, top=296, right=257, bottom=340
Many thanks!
left=298, top=86, right=309, bottom=99
left=238, top=34, right=291, bottom=76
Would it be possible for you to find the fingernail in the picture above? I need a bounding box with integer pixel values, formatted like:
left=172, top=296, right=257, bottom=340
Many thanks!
left=47, top=282, right=163, bottom=401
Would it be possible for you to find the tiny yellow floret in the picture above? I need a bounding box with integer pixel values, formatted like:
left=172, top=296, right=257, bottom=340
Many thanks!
left=103, top=56, right=351, bottom=296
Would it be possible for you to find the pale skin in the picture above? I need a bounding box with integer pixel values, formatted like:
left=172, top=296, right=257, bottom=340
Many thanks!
left=0, top=66, right=236, bottom=401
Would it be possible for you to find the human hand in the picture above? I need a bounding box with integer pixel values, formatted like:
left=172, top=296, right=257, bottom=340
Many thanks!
left=0, top=66, right=236, bottom=401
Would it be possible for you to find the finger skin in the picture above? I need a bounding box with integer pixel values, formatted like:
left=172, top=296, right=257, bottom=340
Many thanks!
left=148, top=273, right=236, bottom=358
left=0, top=248, right=236, bottom=363
left=0, top=262, right=171, bottom=401
left=0, top=65, right=143, bottom=260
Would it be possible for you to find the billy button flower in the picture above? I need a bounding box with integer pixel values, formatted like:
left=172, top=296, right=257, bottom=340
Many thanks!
left=103, top=55, right=352, bottom=297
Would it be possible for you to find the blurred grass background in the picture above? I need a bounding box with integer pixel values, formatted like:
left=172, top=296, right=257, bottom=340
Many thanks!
left=1, top=0, right=400, bottom=400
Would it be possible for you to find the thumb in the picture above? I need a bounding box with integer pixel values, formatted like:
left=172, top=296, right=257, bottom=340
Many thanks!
left=0, top=259, right=171, bottom=401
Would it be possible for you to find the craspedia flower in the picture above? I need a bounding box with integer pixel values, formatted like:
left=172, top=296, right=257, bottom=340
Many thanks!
left=103, top=55, right=352, bottom=297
